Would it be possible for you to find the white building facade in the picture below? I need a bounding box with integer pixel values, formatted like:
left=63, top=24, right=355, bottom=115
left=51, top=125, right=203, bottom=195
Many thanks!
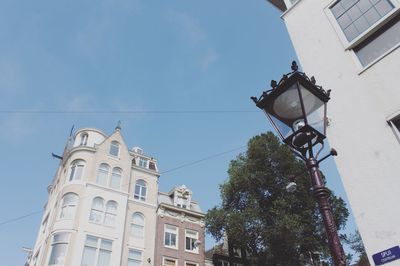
left=267, top=0, right=400, bottom=264
left=28, top=126, right=160, bottom=266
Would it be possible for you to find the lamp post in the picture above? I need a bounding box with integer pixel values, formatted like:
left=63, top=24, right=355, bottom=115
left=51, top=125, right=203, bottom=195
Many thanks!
left=251, top=61, right=346, bottom=266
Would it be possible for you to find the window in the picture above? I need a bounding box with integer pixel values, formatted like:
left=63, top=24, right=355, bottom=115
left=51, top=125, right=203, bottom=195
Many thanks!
left=80, top=133, right=88, bottom=146
left=185, top=229, right=199, bottom=253
left=185, top=263, right=198, bottom=266
left=60, top=193, right=78, bottom=219
left=131, top=213, right=144, bottom=238
left=128, top=249, right=142, bottom=266
left=69, top=160, right=85, bottom=181
left=96, top=165, right=123, bottom=190
left=81, top=235, right=112, bottom=266
left=354, top=13, right=400, bottom=66
left=96, top=164, right=110, bottom=187
left=138, top=158, right=148, bottom=168
left=331, top=0, right=395, bottom=41
left=233, top=247, right=242, bottom=258
left=89, top=197, right=104, bottom=224
left=218, top=261, right=229, bottom=266
left=134, top=180, right=147, bottom=201
left=109, top=141, right=120, bottom=157
left=104, top=201, right=117, bottom=226
left=110, top=168, right=122, bottom=189
left=163, top=258, right=177, bottom=266
left=48, top=232, right=70, bottom=266
left=176, top=196, right=188, bottom=209
left=164, top=225, right=178, bottom=248
left=89, top=198, right=117, bottom=226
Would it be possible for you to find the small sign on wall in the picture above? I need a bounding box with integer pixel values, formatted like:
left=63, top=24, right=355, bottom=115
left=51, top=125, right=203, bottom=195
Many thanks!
left=372, top=246, right=400, bottom=265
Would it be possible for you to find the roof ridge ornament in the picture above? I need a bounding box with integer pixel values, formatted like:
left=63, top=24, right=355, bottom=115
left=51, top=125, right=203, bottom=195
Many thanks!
left=115, top=121, right=122, bottom=131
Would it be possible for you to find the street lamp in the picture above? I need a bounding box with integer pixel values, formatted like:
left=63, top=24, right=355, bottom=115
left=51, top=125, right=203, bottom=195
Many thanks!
left=251, top=61, right=346, bottom=266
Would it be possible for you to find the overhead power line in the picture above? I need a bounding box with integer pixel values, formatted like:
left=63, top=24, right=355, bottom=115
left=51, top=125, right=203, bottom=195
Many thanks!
left=0, top=110, right=259, bottom=115
left=160, top=145, right=246, bottom=174
left=0, top=210, right=43, bottom=226
left=0, top=145, right=246, bottom=227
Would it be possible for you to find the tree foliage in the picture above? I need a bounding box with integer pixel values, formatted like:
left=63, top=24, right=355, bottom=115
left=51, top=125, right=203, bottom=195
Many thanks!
left=345, top=230, right=370, bottom=266
left=206, top=133, right=349, bottom=265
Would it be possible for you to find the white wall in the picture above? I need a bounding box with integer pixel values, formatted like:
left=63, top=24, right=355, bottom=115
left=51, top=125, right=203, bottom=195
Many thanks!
left=281, top=0, right=400, bottom=262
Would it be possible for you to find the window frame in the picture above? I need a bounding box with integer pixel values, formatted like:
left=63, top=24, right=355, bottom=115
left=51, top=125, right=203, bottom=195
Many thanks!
left=47, top=232, right=70, bottom=266
left=68, top=160, right=85, bottom=182
left=110, top=167, right=122, bottom=189
left=109, top=141, right=120, bottom=157
left=96, top=163, right=110, bottom=187
left=163, top=257, right=177, bottom=266
left=128, top=248, right=143, bottom=266
left=218, top=260, right=230, bottom=266
left=325, top=0, right=400, bottom=69
left=185, top=229, right=199, bottom=253
left=80, top=133, right=88, bottom=146
left=138, top=158, right=148, bottom=169
left=89, top=197, right=105, bottom=224
left=131, top=212, right=145, bottom=239
left=133, top=180, right=147, bottom=201
left=185, top=262, right=199, bottom=266
left=81, top=235, right=113, bottom=266
left=59, top=193, right=78, bottom=220
left=104, top=200, right=118, bottom=226
left=164, top=224, right=178, bottom=249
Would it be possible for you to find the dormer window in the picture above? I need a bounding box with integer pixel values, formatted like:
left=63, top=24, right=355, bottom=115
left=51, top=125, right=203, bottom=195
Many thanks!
left=176, top=196, right=188, bottom=209
left=173, top=185, right=192, bottom=209
left=80, top=133, right=88, bottom=146
left=138, top=158, right=148, bottom=168
left=109, top=141, right=120, bottom=157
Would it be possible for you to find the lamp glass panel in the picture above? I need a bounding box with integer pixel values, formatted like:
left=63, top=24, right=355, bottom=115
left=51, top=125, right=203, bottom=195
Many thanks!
left=268, top=113, right=293, bottom=139
left=272, top=83, right=303, bottom=120
left=306, top=103, right=327, bottom=135
left=273, top=82, right=324, bottom=121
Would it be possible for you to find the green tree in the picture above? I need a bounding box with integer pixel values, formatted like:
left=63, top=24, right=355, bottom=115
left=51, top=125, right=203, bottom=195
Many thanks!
left=345, top=230, right=370, bottom=266
left=206, top=133, right=349, bottom=265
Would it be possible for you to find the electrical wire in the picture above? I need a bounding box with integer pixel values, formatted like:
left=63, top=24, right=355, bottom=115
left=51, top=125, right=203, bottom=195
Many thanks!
left=0, top=110, right=258, bottom=115
left=0, top=145, right=246, bottom=227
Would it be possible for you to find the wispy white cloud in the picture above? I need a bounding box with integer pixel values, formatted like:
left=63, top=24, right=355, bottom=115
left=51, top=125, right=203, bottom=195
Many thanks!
left=167, top=10, right=219, bottom=71
left=75, top=0, right=142, bottom=58
left=169, top=10, right=207, bottom=44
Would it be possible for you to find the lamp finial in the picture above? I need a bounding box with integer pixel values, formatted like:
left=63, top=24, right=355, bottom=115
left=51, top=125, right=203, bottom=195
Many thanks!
left=291, top=61, right=298, bottom=72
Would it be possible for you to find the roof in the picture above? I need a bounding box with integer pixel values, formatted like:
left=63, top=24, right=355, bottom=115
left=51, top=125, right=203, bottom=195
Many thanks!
left=268, top=0, right=287, bottom=12
left=158, top=192, right=203, bottom=213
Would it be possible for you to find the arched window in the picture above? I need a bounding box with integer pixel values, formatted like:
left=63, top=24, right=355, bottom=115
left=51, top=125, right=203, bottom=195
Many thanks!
left=48, top=232, right=70, bottom=266
left=69, top=160, right=85, bottom=181
left=60, top=193, right=78, bottom=219
left=104, top=201, right=118, bottom=226
left=110, top=168, right=122, bottom=189
left=131, top=213, right=144, bottom=238
left=96, top=163, right=110, bottom=186
left=80, top=133, right=88, bottom=146
left=109, top=141, right=120, bottom=157
left=134, top=180, right=147, bottom=201
left=89, top=197, right=104, bottom=223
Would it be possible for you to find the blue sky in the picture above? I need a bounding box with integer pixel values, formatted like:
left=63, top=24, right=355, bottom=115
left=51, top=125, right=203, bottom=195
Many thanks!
left=0, top=0, right=357, bottom=265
